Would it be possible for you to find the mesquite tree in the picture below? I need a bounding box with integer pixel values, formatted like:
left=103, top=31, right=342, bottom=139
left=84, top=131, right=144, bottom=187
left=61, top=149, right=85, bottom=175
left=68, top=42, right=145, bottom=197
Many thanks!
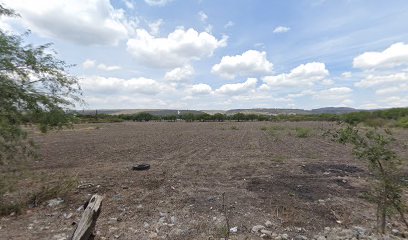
left=332, top=125, right=407, bottom=233
left=0, top=5, right=81, bottom=164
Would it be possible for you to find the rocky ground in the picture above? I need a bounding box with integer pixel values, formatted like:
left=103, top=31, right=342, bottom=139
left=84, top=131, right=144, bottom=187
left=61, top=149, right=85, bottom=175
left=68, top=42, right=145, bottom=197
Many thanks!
left=1, top=121, right=407, bottom=239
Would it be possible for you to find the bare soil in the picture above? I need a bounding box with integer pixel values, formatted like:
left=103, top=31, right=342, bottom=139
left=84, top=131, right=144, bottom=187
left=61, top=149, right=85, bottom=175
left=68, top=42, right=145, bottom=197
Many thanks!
left=1, top=121, right=407, bottom=239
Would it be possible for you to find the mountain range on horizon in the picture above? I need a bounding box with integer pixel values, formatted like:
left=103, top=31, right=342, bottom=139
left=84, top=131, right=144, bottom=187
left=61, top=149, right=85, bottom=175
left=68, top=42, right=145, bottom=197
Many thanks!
left=74, top=107, right=383, bottom=116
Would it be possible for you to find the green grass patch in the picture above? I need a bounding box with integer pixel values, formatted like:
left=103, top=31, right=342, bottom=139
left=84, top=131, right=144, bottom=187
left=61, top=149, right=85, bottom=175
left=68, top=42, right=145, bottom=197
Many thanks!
left=295, top=127, right=311, bottom=138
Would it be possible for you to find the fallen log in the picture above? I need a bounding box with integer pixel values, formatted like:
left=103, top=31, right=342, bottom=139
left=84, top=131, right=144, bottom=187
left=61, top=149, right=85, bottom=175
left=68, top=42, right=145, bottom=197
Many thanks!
left=71, top=194, right=103, bottom=240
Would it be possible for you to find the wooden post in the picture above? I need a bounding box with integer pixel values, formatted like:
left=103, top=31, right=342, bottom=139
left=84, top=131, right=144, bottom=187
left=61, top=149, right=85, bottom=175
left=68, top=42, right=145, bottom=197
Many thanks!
left=71, top=194, right=103, bottom=240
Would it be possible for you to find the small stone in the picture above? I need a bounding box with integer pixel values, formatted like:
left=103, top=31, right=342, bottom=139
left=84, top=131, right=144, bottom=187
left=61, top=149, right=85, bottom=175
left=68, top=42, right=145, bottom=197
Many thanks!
left=261, top=229, right=273, bottom=235
left=108, top=217, right=118, bottom=224
left=52, top=233, right=68, bottom=240
left=136, top=204, right=143, bottom=209
left=63, top=213, right=73, bottom=219
left=260, top=233, right=269, bottom=239
left=265, top=220, right=273, bottom=228
left=230, top=226, right=238, bottom=233
left=170, top=216, right=176, bottom=224
left=353, top=226, right=366, bottom=236
left=158, top=217, right=166, bottom=224
left=294, top=235, right=308, bottom=240
left=143, top=222, right=150, bottom=228
left=169, top=228, right=183, bottom=237
left=148, top=232, right=158, bottom=238
left=252, top=225, right=266, bottom=233
left=47, top=198, right=64, bottom=207
left=281, top=233, right=289, bottom=240
left=391, top=229, right=400, bottom=236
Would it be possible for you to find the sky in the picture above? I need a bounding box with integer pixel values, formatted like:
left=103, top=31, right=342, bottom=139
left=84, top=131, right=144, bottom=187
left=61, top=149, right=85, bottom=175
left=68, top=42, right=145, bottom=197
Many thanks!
left=1, top=0, right=408, bottom=110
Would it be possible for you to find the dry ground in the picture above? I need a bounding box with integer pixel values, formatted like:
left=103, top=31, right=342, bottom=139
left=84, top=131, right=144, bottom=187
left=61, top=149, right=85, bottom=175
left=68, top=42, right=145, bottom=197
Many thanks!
left=1, top=121, right=407, bottom=239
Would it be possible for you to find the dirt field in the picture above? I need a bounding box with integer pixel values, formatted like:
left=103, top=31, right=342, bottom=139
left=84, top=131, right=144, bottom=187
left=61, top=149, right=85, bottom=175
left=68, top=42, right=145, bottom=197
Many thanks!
left=1, top=121, right=407, bottom=239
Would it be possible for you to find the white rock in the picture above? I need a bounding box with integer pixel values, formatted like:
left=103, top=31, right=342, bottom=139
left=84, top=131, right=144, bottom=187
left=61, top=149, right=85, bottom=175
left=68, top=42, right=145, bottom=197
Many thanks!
left=230, top=226, right=238, bottom=233
left=295, top=235, right=308, bottom=240
left=47, top=198, right=64, bottom=207
left=148, top=232, right=158, bottom=238
left=252, top=225, right=266, bottom=233
left=52, top=233, right=68, bottom=240
left=108, top=217, right=118, bottom=224
left=261, top=229, right=273, bottom=235
left=265, top=220, right=273, bottom=228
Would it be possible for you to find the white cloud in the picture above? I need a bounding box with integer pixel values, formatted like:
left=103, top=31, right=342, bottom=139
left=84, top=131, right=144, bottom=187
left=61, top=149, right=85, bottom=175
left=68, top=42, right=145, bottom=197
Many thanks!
left=123, top=0, right=134, bottom=9
left=381, top=96, right=408, bottom=107
left=313, top=87, right=353, bottom=100
left=198, top=11, right=208, bottom=22
left=164, top=65, right=195, bottom=81
left=148, top=19, right=163, bottom=36
left=97, top=64, right=121, bottom=71
left=375, top=84, right=408, bottom=95
left=341, top=72, right=352, bottom=78
left=127, top=28, right=227, bottom=68
left=82, top=59, right=96, bottom=69
left=353, top=42, right=408, bottom=69
left=273, top=26, right=290, bottom=33
left=354, top=72, right=408, bottom=88
left=359, top=103, right=381, bottom=109
left=82, top=59, right=121, bottom=71
left=262, top=62, right=329, bottom=87
left=144, top=0, right=172, bottom=6
left=189, top=84, right=212, bottom=95
left=287, top=90, right=315, bottom=98
left=215, top=78, right=258, bottom=95
left=224, top=21, right=234, bottom=28
left=211, top=50, right=273, bottom=79
left=80, top=76, right=166, bottom=95
left=205, top=24, right=213, bottom=33
left=2, top=0, right=136, bottom=45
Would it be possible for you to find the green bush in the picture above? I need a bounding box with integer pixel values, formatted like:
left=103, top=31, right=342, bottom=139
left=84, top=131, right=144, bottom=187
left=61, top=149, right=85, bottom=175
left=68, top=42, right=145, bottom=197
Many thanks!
left=396, top=117, right=408, bottom=128
left=295, top=128, right=311, bottom=138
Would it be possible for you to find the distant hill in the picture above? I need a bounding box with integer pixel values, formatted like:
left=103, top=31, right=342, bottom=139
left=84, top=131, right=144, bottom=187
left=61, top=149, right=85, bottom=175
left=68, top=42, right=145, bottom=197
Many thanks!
left=73, top=107, right=366, bottom=116
left=74, top=109, right=206, bottom=116
left=310, top=107, right=362, bottom=114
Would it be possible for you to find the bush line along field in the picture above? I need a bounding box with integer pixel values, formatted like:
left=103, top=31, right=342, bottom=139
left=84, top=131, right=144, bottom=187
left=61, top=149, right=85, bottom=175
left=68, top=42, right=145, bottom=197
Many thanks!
left=72, top=108, right=408, bottom=128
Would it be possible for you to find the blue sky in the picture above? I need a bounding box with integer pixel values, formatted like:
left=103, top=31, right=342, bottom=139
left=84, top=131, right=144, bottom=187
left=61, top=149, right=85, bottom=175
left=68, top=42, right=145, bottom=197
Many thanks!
left=1, top=0, right=408, bottom=110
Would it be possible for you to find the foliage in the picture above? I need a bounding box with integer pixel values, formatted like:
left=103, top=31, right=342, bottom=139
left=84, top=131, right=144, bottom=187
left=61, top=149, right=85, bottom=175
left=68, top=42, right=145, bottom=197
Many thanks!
left=0, top=5, right=81, bottom=165
left=396, top=117, right=408, bottom=128
left=28, top=175, right=78, bottom=207
left=70, top=108, right=408, bottom=127
left=332, top=125, right=408, bottom=232
left=295, top=127, right=311, bottom=138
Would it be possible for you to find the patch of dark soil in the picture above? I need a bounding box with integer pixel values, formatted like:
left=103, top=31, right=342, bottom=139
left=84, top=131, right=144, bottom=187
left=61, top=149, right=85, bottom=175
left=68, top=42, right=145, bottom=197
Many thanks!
left=302, top=163, right=364, bottom=177
left=246, top=175, right=359, bottom=202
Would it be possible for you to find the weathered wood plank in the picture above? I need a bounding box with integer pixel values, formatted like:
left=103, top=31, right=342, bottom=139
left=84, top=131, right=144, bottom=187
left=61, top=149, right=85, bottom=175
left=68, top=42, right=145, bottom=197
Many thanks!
left=71, top=194, right=103, bottom=240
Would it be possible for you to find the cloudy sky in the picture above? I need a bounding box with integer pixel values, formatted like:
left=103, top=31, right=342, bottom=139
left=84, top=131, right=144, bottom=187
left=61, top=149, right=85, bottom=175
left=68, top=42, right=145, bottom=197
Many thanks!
left=1, top=0, right=408, bottom=110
